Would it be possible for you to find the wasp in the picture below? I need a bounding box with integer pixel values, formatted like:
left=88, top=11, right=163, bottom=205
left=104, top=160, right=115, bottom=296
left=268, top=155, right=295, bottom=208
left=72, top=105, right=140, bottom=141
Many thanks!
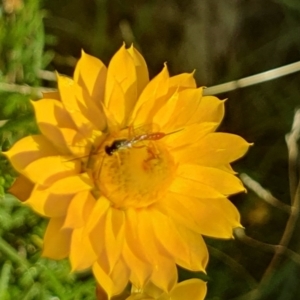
left=104, top=128, right=183, bottom=156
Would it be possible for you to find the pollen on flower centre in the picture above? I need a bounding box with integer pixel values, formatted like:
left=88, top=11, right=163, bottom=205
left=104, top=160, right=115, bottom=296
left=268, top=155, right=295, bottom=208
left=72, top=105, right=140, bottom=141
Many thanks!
left=93, top=138, right=175, bottom=209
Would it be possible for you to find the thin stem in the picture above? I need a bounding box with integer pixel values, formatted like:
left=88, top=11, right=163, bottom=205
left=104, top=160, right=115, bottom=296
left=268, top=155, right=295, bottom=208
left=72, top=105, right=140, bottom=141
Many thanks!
left=240, top=173, right=291, bottom=213
left=0, top=237, right=30, bottom=269
left=204, top=60, right=300, bottom=95
left=234, top=228, right=300, bottom=266
left=208, top=244, right=258, bottom=289
left=0, top=82, right=55, bottom=97
left=0, top=261, right=12, bottom=299
left=285, top=108, right=300, bottom=204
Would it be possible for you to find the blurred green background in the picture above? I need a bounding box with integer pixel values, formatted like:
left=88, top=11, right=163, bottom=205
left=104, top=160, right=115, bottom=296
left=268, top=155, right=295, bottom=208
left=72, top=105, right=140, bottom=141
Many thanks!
left=1, top=0, right=300, bottom=299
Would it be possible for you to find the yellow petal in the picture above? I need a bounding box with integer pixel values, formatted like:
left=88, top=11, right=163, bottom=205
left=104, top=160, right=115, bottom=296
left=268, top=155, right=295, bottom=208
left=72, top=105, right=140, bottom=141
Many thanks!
left=93, top=258, right=129, bottom=298
left=163, top=122, right=218, bottom=150
left=170, top=279, right=207, bottom=300
left=57, top=75, right=98, bottom=138
left=63, top=190, right=96, bottom=229
left=122, top=209, right=153, bottom=288
left=42, top=91, right=61, bottom=100
left=70, top=227, right=97, bottom=271
left=124, top=208, right=152, bottom=264
left=25, top=185, right=73, bottom=217
left=150, top=209, right=207, bottom=272
left=32, top=99, right=75, bottom=130
left=188, top=96, right=225, bottom=124
left=86, top=196, right=110, bottom=232
left=74, top=50, right=107, bottom=103
left=103, top=207, right=125, bottom=273
left=23, top=155, right=81, bottom=186
left=105, top=44, right=147, bottom=125
left=173, top=132, right=251, bottom=165
left=175, top=225, right=208, bottom=271
left=138, top=281, right=164, bottom=299
left=123, top=239, right=152, bottom=288
left=177, top=164, right=245, bottom=196
left=88, top=197, right=111, bottom=255
left=76, top=86, right=107, bottom=132
left=24, top=175, right=91, bottom=217
left=151, top=257, right=177, bottom=293
left=58, top=127, right=91, bottom=157
left=8, top=175, right=34, bottom=202
left=4, top=135, right=58, bottom=173
left=32, top=99, right=82, bottom=154
left=160, top=193, right=241, bottom=238
left=135, top=209, right=178, bottom=292
left=127, top=45, right=149, bottom=97
left=104, top=75, right=126, bottom=126
left=168, top=72, right=196, bottom=90
left=169, top=176, right=224, bottom=199
left=130, top=64, right=169, bottom=125
left=42, top=217, right=71, bottom=259
left=47, top=173, right=93, bottom=195
left=153, top=88, right=203, bottom=132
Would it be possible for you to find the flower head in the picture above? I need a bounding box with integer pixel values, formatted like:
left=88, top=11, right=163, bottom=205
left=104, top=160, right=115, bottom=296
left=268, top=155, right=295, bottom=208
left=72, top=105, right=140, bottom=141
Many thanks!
left=5, top=44, right=250, bottom=298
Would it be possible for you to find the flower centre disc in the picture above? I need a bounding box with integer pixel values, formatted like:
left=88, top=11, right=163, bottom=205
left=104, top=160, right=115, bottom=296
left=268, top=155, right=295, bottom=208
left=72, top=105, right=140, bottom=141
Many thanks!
left=93, top=139, right=175, bottom=209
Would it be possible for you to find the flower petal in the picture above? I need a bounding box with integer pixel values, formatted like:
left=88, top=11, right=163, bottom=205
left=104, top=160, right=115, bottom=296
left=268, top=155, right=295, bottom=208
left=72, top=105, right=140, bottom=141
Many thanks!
left=163, top=122, right=218, bottom=150
left=42, top=91, right=61, bottom=101
left=58, top=75, right=99, bottom=138
left=88, top=197, right=111, bottom=255
left=169, top=176, right=224, bottom=198
left=70, top=227, right=97, bottom=271
left=93, top=258, right=129, bottom=298
left=23, top=155, right=81, bottom=186
left=189, top=95, right=225, bottom=124
left=151, top=257, right=177, bottom=293
left=63, top=191, right=96, bottom=229
left=153, top=88, right=203, bottom=132
left=170, top=279, right=207, bottom=300
left=32, top=99, right=75, bottom=130
left=130, top=64, right=169, bottom=125
left=105, top=44, right=149, bottom=125
left=103, top=207, right=125, bottom=273
left=104, top=75, right=126, bottom=126
left=74, top=50, right=107, bottom=103
left=135, top=209, right=177, bottom=292
left=8, top=175, right=34, bottom=202
left=42, top=217, right=71, bottom=259
left=168, top=72, right=196, bottom=90
left=150, top=208, right=208, bottom=272
left=127, top=45, right=149, bottom=97
left=25, top=185, right=73, bottom=217
left=47, top=173, right=93, bottom=195
left=4, top=135, right=58, bottom=173
left=173, top=132, right=251, bottom=165
left=123, top=238, right=152, bottom=288
left=32, top=99, right=84, bottom=154
left=160, top=193, right=241, bottom=238
left=177, top=164, right=245, bottom=196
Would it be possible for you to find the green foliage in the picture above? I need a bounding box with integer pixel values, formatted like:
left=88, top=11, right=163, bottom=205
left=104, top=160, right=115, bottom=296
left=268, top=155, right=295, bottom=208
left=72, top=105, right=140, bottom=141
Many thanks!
left=0, top=195, right=96, bottom=300
left=0, top=0, right=51, bottom=85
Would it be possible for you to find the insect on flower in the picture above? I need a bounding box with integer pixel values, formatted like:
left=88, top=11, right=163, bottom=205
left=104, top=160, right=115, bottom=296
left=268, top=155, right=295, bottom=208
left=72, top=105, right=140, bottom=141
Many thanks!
left=104, top=125, right=183, bottom=158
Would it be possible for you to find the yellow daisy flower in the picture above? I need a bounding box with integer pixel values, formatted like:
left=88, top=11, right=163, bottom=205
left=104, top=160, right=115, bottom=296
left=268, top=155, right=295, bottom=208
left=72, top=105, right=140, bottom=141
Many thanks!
left=5, top=44, right=250, bottom=298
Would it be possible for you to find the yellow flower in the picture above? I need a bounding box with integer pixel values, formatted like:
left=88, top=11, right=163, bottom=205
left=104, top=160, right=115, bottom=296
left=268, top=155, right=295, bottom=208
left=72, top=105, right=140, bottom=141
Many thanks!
left=127, top=279, right=207, bottom=300
left=5, top=44, right=250, bottom=298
